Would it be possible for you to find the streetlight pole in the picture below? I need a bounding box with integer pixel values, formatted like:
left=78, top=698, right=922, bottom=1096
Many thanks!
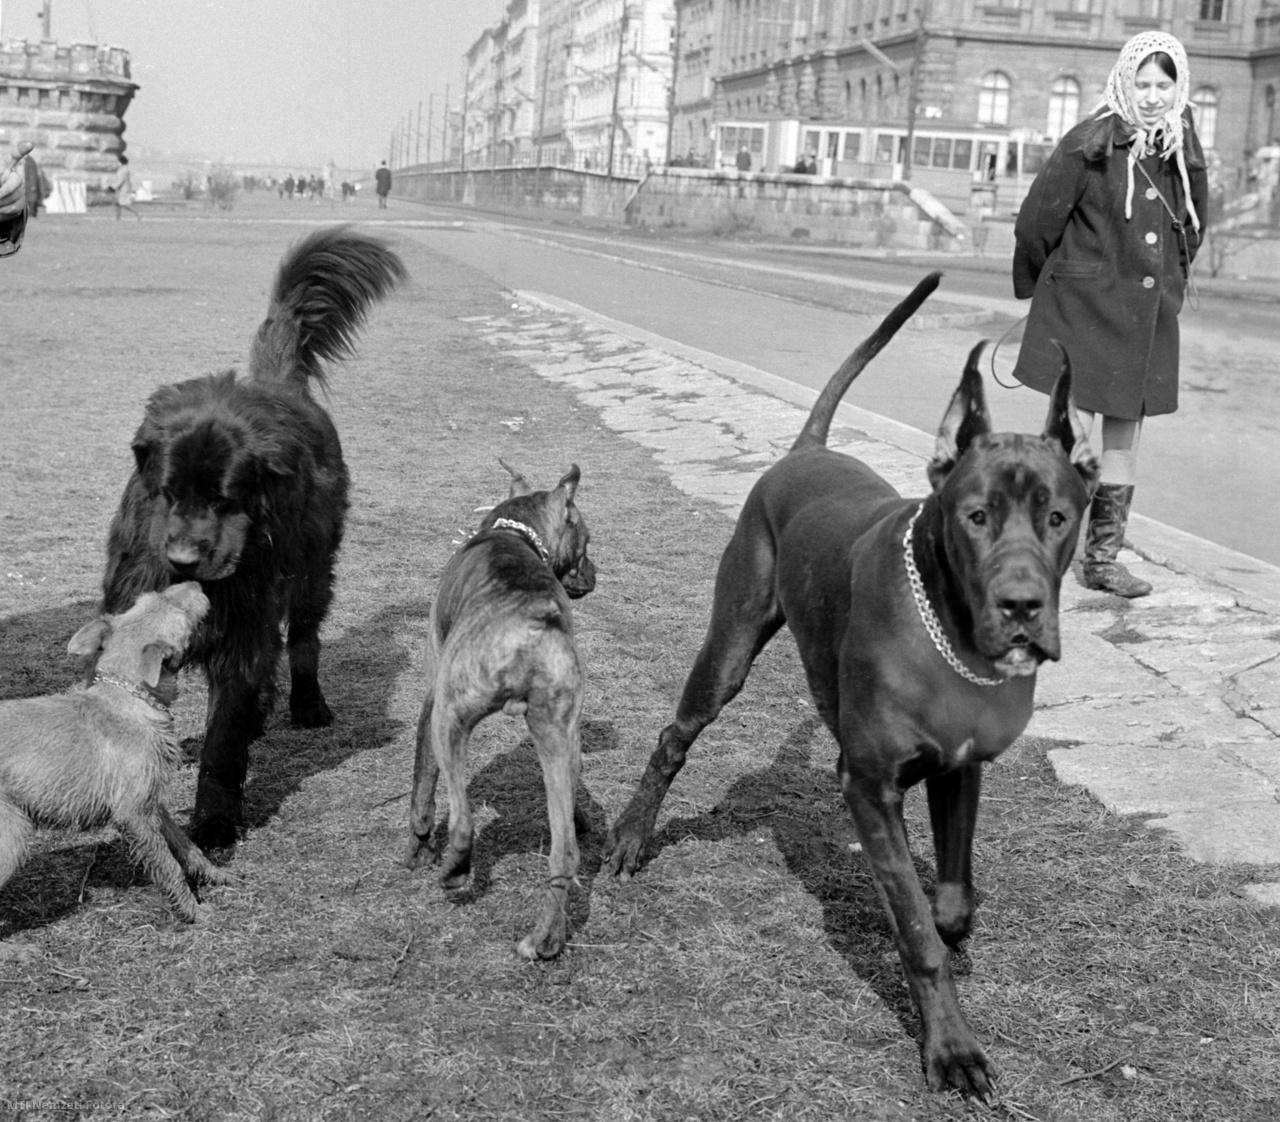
left=607, top=4, right=631, bottom=179
left=901, top=0, right=929, bottom=182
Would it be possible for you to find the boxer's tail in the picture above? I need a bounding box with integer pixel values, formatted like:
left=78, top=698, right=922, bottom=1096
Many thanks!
left=792, top=271, right=941, bottom=451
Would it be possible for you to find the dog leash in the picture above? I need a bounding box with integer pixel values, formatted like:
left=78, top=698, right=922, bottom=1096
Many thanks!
left=1134, top=158, right=1200, bottom=310
left=490, top=518, right=551, bottom=564
left=903, top=505, right=1005, bottom=688
left=92, top=672, right=173, bottom=714
left=989, top=313, right=1029, bottom=390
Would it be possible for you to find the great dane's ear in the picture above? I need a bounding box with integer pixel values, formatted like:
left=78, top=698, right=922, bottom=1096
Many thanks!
left=67, top=617, right=111, bottom=657
left=554, top=464, right=581, bottom=507
left=499, top=457, right=534, bottom=498
left=1042, top=341, right=1100, bottom=496
left=928, top=341, right=993, bottom=492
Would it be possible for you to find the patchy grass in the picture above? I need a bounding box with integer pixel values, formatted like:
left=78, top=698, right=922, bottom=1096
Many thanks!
left=0, top=213, right=1278, bottom=1121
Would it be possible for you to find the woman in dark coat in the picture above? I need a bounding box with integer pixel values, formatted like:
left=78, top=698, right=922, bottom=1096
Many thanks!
left=1012, top=31, right=1208, bottom=597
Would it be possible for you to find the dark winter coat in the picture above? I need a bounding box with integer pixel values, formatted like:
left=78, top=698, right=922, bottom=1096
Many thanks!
left=375, top=165, right=391, bottom=196
left=1011, top=111, right=1208, bottom=420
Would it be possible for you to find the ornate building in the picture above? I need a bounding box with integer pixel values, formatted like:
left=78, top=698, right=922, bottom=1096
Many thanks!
left=681, top=1, right=1280, bottom=212
left=0, top=38, right=137, bottom=189
left=463, top=0, right=675, bottom=175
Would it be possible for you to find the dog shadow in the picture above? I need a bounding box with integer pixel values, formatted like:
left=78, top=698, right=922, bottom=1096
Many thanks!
left=646, top=716, right=950, bottom=1036
left=418, top=717, right=615, bottom=939
left=0, top=599, right=98, bottom=700
left=233, top=599, right=433, bottom=834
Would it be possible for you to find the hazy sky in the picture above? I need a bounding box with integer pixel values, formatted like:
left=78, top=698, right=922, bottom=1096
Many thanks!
left=2, top=1, right=505, bottom=169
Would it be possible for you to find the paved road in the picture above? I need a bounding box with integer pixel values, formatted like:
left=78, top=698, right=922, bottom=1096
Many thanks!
left=388, top=204, right=1280, bottom=567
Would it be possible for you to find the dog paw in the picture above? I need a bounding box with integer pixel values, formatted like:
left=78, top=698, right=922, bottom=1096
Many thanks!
left=603, top=829, right=645, bottom=881
left=198, top=864, right=237, bottom=887
left=290, top=693, right=334, bottom=729
left=403, top=835, right=434, bottom=870
left=189, top=813, right=239, bottom=852
left=515, top=930, right=566, bottom=961
left=439, top=845, right=472, bottom=890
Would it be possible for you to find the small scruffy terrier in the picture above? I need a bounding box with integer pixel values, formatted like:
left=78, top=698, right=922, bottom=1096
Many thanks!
left=0, top=582, right=231, bottom=921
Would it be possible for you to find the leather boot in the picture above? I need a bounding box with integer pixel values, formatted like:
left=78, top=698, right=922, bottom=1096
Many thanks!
left=1081, top=483, right=1152, bottom=598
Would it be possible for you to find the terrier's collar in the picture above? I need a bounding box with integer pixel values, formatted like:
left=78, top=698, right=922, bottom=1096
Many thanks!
left=490, top=518, right=551, bottom=564
left=92, top=672, right=172, bottom=714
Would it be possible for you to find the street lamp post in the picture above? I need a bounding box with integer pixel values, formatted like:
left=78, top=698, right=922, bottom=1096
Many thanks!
left=606, top=4, right=631, bottom=179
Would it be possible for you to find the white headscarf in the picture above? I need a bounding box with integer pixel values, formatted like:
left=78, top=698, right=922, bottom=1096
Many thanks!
left=1095, top=31, right=1200, bottom=232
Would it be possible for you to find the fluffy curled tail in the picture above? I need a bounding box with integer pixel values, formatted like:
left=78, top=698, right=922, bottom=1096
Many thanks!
left=250, top=225, right=408, bottom=389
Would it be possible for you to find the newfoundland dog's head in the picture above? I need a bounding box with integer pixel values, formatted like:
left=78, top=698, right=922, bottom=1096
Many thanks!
left=130, top=375, right=297, bottom=583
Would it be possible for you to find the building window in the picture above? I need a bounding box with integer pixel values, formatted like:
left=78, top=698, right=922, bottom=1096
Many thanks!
left=1197, top=0, right=1225, bottom=19
left=1191, top=87, right=1218, bottom=148
left=978, top=72, right=1011, bottom=126
left=1132, top=0, right=1162, bottom=15
left=1047, top=77, right=1080, bottom=140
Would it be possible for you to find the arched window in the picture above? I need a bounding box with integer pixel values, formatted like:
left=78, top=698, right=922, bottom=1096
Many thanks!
left=1047, top=76, right=1080, bottom=141
left=978, top=71, right=1011, bottom=126
left=1191, top=86, right=1218, bottom=149
left=860, top=76, right=868, bottom=119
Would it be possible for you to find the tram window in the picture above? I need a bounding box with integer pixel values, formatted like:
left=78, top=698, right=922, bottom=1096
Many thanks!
left=1023, top=143, right=1051, bottom=175
left=875, top=133, right=896, bottom=163
left=931, top=138, right=952, bottom=168
left=913, top=136, right=930, bottom=166
left=952, top=139, right=973, bottom=170
left=842, top=132, right=862, bottom=161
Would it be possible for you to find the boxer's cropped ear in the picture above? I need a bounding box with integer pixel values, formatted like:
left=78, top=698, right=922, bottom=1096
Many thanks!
left=1042, top=342, right=1100, bottom=497
left=554, top=464, right=580, bottom=506
left=929, top=342, right=991, bottom=492
left=498, top=457, right=534, bottom=498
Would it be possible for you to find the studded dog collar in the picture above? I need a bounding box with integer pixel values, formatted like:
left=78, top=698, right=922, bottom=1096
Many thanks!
left=92, top=672, right=172, bottom=714
left=490, top=518, right=551, bottom=565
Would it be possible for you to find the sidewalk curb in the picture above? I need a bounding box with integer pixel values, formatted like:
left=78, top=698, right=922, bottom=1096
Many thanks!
left=517, top=288, right=1280, bottom=615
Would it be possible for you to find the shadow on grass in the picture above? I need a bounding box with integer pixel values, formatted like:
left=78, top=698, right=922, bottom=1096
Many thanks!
left=0, top=600, right=430, bottom=937
left=236, top=599, right=434, bottom=834
left=410, top=717, right=615, bottom=941
left=0, top=599, right=98, bottom=700
left=646, top=716, right=948, bottom=1037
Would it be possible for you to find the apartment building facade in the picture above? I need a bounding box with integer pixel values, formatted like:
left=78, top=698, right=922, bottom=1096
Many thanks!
left=463, top=0, right=675, bottom=174
left=697, top=1, right=1279, bottom=211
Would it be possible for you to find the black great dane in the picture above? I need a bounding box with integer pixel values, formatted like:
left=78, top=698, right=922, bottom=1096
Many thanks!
left=605, top=273, right=1099, bottom=1096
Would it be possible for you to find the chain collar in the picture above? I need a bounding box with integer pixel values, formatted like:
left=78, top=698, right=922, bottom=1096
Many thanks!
left=490, top=518, right=551, bottom=564
left=903, top=504, right=1005, bottom=688
left=92, top=672, right=172, bottom=714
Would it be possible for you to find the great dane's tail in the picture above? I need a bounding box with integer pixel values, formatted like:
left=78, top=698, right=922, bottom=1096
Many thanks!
left=792, top=271, right=942, bottom=451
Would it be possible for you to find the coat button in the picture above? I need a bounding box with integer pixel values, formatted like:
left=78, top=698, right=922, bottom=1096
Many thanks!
left=1142, top=276, right=1155, bottom=288
left=1145, top=231, right=1157, bottom=245
left=1146, top=187, right=1158, bottom=200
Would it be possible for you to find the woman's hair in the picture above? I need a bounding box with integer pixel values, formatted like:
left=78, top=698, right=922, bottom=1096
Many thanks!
left=1139, top=51, right=1177, bottom=82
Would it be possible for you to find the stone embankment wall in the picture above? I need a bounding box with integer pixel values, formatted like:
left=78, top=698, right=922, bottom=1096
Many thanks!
left=626, top=166, right=966, bottom=248
left=395, top=166, right=639, bottom=223
left=394, top=164, right=968, bottom=251
left=0, top=39, right=137, bottom=186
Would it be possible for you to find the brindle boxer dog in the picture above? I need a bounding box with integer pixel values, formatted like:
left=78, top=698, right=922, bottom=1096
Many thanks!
left=605, top=273, right=1098, bottom=1097
left=405, top=462, right=596, bottom=960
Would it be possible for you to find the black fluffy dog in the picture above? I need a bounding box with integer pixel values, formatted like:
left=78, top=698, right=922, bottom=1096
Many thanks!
left=102, top=226, right=406, bottom=849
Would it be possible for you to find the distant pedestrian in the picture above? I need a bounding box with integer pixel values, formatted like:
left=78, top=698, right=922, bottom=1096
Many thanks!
left=375, top=160, right=391, bottom=209
left=1011, top=31, right=1207, bottom=598
left=112, top=155, right=141, bottom=221
left=735, top=146, right=752, bottom=172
